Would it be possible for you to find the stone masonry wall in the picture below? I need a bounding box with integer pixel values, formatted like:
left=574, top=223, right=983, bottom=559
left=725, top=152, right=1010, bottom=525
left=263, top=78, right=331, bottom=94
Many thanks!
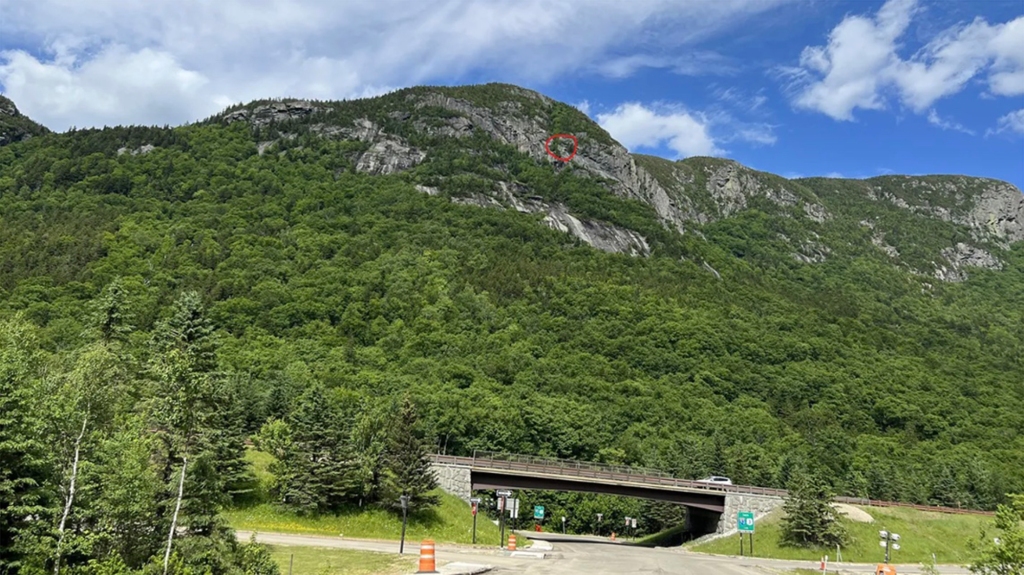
left=432, top=464, right=472, bottom=504
left=719, top=493, right=785, bottom=533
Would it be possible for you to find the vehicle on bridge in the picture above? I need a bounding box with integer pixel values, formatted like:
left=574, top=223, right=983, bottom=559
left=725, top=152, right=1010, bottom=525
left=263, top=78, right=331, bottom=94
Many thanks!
left=697, top=476, right=733, bottom=486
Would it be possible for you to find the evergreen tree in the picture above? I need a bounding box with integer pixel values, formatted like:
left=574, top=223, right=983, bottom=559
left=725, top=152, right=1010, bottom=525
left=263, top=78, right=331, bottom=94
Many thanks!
left=278, top=385, right=360, bottom=514
left=148, top=291, right=234, bottom=572
left=381, top=398, right=439, bottom=512
left=780, top=470, right=847, bottom=548
left=0, top=317, right=49, bottom=575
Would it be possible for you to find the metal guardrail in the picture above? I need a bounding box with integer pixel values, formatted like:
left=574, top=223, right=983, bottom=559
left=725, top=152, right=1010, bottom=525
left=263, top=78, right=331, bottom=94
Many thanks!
left=430, top=452, right=995, bottom=516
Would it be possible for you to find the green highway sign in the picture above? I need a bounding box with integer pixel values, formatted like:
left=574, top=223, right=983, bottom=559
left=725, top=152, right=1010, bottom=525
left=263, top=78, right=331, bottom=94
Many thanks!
left=534, top=505, right=545, bottom=520
left=738, top=511, right=755, bottom=533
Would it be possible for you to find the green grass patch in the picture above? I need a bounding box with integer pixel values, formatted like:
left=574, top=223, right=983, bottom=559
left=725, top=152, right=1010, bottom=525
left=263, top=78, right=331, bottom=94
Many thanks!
left=225, top=491, right=499, bottom=545
left=632, top=524, right=689, bottom=548
left=267, top=545, right=414, bottom=575
left=689, top=506, right=989, bottom=564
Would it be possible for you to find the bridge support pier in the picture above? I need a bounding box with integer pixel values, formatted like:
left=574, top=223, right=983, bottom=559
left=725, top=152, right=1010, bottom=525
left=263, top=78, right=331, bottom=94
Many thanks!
left=717, top=493, right=784, bottom=533
left=432, top=463, right=472, bottom=504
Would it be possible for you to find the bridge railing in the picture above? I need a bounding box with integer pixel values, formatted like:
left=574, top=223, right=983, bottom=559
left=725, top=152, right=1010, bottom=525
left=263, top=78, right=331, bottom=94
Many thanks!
left=431, top=452, right=994, bottom=515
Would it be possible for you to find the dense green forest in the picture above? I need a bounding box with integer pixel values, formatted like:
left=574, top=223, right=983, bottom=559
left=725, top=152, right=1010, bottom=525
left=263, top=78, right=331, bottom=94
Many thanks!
left=1, top=84, right=1022, bottom=572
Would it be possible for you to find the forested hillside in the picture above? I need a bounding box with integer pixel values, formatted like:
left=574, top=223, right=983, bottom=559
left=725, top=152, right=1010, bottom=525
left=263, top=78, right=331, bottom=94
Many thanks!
left=1, top=83, right=1022, bottom=573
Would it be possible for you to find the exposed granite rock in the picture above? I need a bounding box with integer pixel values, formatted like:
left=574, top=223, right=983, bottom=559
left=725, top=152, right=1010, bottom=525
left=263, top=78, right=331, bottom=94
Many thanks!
left=415, top=180, right=650, bottom=257
left=356, top=137, right=426, bottom=175
left=414, top=93, right=689, bottom=232
left=116, top=144, right=156, bottom=156
left=803, top=202, right=831, bottom=223
left=965, top=182, right=1024, bottom=244
left=935, top=242, right=1003, bottom=282
left=0, top=95, right=50, bottom=146
left=541, top=206, right=651, bottom=257
left=222, top=100, right=319, bottom=127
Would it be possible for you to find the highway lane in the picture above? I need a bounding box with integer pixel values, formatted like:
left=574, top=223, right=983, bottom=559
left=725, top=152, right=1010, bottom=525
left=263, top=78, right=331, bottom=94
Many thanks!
left=237, top=530, right=974, bottom=574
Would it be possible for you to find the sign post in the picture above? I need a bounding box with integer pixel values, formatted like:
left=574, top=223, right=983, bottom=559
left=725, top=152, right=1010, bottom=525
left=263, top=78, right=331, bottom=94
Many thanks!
left=496, top=490, right=511, bottom=548
left=470, top=497, right=481, bottom=544
left=534, top=505, right=544, bottom=531
left=399, top=495, right=410, bottom=554
left=595, top=513, right=603, bottom=536
left=738, top=511, right=754, bottom=556
left=561, top=516, right=566, bottom=534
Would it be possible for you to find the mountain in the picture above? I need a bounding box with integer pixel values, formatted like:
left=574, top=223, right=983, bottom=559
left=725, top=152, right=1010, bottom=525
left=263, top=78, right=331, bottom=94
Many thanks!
left=0, top=94, right=50, bottom=146
left=1, top=83, right=1022, bottom=515
left=204, top=84, right=1023, bottom=283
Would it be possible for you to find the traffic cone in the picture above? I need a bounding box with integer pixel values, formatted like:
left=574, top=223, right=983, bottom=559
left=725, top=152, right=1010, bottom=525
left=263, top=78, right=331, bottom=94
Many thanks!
left=819, top=556, right=825, bottom=571
left=508, top=533, right=517, bottom=551
left=416, top=540, right=437, bottom=573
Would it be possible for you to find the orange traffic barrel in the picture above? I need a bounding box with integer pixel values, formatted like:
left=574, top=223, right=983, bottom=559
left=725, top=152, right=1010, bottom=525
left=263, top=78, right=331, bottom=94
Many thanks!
left=416, top=540, right=437, bottom=573
left=508, top=533, right=517, bottom=551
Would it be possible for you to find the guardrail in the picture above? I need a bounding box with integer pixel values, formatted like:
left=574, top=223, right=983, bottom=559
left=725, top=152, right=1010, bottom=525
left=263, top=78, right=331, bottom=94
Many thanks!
left=430, top=452, right=995, bottom=516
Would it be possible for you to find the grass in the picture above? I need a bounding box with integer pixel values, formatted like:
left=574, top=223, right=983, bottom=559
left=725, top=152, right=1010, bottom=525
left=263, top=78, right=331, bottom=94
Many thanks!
left=225, top=491, right=500, bottom=545
left=267, top=545, right=414, bottom=575
left=633, top=524, right=689, bottom=548
left=689, top=506, right=990, bottom=564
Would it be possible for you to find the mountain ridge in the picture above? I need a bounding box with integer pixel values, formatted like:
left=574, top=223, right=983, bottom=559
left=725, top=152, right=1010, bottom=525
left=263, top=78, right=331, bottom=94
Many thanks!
left=2, top=83, right=1021, bottom=282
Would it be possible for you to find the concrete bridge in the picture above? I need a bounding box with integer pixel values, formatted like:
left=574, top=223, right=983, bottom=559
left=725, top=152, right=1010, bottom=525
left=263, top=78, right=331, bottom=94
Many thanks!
left=430, top=452, right=784, bottom=536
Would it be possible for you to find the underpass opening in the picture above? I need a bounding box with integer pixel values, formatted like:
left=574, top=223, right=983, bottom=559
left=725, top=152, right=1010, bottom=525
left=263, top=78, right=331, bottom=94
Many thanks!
left=471, top=470, right=725, bottom=541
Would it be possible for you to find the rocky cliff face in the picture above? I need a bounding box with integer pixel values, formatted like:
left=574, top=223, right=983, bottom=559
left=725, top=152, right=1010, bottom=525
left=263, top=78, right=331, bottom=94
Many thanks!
left=212, top=85, right=1023, bottom=279
left=0, top=95, right=50, bottom=146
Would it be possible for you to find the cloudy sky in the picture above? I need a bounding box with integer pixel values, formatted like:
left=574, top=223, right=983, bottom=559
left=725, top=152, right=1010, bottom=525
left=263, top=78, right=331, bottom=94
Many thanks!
left=1, top=0, right=1022, bottom=187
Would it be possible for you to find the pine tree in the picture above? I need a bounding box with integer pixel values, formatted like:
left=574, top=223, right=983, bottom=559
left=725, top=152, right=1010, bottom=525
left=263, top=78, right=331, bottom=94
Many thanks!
left=381, top=398, right=439, bottom=512
left=279, top=385, right=360, bottom=514
left=148, top=291, right=230, bottom=572
left=780, top=470, right=847, bottom=548
left=0, top=317, right=49, bottom=575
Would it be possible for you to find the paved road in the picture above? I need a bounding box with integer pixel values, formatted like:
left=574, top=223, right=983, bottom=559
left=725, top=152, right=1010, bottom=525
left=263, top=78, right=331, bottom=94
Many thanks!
left=238, top=530, right=973, bottom=575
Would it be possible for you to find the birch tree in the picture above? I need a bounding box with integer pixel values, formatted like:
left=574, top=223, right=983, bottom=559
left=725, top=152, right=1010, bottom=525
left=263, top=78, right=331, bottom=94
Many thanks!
left=149, top=291, right=219, bottom=575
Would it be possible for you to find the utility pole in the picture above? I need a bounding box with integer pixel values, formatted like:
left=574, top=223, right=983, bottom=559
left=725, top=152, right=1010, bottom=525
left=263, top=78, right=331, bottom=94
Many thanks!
left=399, top=495, right=410, bottom=554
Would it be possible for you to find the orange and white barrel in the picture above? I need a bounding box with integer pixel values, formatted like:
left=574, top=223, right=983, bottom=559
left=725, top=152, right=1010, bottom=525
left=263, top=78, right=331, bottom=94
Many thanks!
left=417, top=540, right=437, bottom=573
left=508, top=533, right=517, bottom=551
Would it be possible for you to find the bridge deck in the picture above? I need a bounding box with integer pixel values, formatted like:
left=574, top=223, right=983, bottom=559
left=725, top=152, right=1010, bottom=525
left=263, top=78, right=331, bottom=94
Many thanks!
left=430, top=453, right=995, bottom=517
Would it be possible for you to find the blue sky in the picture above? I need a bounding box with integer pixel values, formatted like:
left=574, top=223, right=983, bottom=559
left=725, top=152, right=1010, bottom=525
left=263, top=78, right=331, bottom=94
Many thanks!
left=1, top=0, right=1022, bottom=187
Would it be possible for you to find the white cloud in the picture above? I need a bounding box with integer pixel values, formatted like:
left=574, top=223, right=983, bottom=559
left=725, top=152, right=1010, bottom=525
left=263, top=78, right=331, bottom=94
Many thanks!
left=926, top=109, right=975, bottom=135
left=594, top=102, right=777, bottom=158
left=782, top=0, right=1024, bottom=122
left=0, top=0, right=795, bottom=130
left=597, top=103, right=722, bottom=157
left=595, top=51, right=737, bottom=78
left=575, top=100, right=591, bottom=116
left=989, top=108, right=1024, bottom=136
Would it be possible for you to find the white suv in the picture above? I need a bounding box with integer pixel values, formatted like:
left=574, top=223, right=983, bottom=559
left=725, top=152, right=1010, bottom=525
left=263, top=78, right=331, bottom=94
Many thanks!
left=697, top=475, right=733, bottom=486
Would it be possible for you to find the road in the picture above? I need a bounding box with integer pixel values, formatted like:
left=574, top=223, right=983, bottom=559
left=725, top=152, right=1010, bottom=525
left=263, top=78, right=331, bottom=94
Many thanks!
left=238, top=530, right=974, bottom=575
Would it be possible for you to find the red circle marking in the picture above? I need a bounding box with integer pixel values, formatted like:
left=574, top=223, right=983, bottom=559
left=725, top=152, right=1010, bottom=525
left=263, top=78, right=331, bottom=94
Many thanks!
left=544, top=134, right=578, bottom=162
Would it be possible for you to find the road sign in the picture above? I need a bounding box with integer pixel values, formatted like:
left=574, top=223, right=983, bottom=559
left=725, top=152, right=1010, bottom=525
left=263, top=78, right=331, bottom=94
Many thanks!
left=470, top=497, right=481, bottom=504
left=498, top=497, right=505, bottom=512
left=596, top=513, right=603, bottom=521
left=508, top=498, right=519, bottom=518
left=534, top=505, right=545, bottom=520
left=625, top=517, right=631, bottom=527
left=738, top=511, right=755, bottom=533
left=496, top=490, right=512, bottom=497
left=471, top=502, right=478, bottom=516
left=631, top=518, right=637, bottom=529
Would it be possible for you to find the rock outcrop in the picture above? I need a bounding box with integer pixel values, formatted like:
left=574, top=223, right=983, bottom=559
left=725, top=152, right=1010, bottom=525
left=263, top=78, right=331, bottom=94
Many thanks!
left=222, top=100, right=319, bottom=127
left=0, top=95, right=50, bottom=146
